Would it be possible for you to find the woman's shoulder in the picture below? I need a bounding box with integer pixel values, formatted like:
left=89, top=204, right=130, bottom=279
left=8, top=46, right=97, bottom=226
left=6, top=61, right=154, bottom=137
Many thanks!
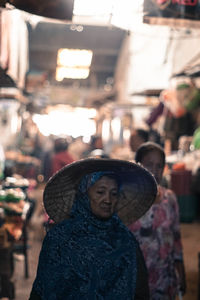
left=45, top=218, right=75, bottom=242
left=125, top=224, right=141, bottom=244
left=161, top=186, right=177, bottom=201
left=160, top=186, right=179, bottom=212
left=116, top=219, right=137, bottom=240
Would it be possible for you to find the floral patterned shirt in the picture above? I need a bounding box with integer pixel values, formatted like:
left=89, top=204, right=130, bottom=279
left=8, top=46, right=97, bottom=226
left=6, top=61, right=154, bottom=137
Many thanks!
left=129, top=186, right=183, bottom=300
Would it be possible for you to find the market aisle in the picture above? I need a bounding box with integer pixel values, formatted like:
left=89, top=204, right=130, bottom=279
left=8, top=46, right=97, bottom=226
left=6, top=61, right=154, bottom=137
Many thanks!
left=13, top=238, right=41, bottom=299
left=13, top=184, right=45, bottom=300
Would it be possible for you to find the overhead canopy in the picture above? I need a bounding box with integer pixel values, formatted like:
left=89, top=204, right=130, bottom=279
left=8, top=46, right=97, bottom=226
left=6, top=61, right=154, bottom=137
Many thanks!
left=4, top=0, right=74, bottom=20
left=28, top=22, right=127, bottom=89
left=2, top=0, right=200, bottom=102
left=172, top=51, right=200, bottom=78
left=126, top=22, right=200, bottom=96
left=131, top=89, right=163, bottom=97
left=143, top=0, right=200, bottom=28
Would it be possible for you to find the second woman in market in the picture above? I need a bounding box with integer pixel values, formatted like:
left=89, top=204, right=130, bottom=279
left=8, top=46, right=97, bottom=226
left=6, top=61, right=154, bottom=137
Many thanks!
left=129, top=142, right=186, bottom=300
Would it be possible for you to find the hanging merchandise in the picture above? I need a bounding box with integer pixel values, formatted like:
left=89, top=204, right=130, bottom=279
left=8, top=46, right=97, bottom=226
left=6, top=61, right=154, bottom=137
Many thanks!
left=185, top=88, right=200, bottom=111
left=163, top=109, right=195, bottom=150
left=161, top=89, right=186, bottom=118
left=175, top=82, right=200, bottom=112
left=0, top=9, right=29, bottom=89
left=0, top=99, right=21, bottom=149
left=146, top=101, right=164, bottom=126
left=160, top=80, right=200, bottom=118
left=192, top=127, right=200, bottom=149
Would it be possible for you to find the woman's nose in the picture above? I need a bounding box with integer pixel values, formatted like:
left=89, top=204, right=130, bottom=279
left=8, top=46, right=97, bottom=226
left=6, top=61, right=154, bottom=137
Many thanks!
left=104, top=192, right=111, bottom=203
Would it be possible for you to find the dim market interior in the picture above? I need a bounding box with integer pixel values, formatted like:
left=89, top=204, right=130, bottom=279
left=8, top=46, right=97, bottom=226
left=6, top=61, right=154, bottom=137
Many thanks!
left=0, top=0, right=200, bottom=299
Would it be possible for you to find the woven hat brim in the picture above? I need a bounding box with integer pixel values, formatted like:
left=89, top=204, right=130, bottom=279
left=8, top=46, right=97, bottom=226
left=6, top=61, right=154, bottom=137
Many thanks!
left=43, top=158, right=157, bottom=225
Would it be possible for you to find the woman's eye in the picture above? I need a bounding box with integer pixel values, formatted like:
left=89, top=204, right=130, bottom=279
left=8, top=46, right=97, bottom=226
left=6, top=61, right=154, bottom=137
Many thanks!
left=111, top=191, right=118, bottom=196
left=97, top=190, right=104, bottom=195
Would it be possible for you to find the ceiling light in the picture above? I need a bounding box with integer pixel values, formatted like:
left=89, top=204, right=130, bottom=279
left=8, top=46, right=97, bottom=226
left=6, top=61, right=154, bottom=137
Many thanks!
left=56, top=48, right=93, bottom=80
left=56, top=67, right=90, bottom=80
left=57, top=49, right=93, bottom=68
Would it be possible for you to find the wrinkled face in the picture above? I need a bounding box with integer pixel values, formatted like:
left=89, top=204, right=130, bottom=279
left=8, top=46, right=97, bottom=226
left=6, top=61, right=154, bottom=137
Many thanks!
left=88, top=176, right=119, bottom=220
left=140, top=150, right=164, bottom=184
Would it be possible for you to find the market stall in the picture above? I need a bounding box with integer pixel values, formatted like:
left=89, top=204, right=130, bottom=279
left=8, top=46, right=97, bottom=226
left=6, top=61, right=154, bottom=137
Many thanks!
left=0, top=175, right=36, bottom=298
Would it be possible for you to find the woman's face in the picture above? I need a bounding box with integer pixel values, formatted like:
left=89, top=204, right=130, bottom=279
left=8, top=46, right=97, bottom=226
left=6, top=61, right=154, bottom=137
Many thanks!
left=88, top=176, right=118, bottom=220
left=140, top=150, right=164, bottom=184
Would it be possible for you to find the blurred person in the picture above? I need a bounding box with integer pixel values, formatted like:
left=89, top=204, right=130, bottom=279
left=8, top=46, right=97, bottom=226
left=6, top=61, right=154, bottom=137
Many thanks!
left=90, top=135, right=103, bottom=149
left=89, top=148, right=110, bottom=159
left=29, top=158, right=158, bottom=299
left=129, top=128, right=162, bottom=157
left=50, top=138, right=75, bottom=176
left=129, top=129, right=149, bottom=154
left=148, top=128, right=163, bottom=147
left=129, top=142, right=186, bottom=300
left=110, top=144, right=133, bottom=161
left=82, top=135, right=103, bottom=158
left=40, top=135, right=55, bottom=182
left=67, top=137, right=88, bottom=160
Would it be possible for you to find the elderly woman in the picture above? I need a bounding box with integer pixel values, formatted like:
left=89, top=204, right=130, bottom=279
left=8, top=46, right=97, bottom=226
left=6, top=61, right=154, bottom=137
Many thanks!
left=29, top=158, right=157, bottom=300
left=129, top=142, right=186, bottom=300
